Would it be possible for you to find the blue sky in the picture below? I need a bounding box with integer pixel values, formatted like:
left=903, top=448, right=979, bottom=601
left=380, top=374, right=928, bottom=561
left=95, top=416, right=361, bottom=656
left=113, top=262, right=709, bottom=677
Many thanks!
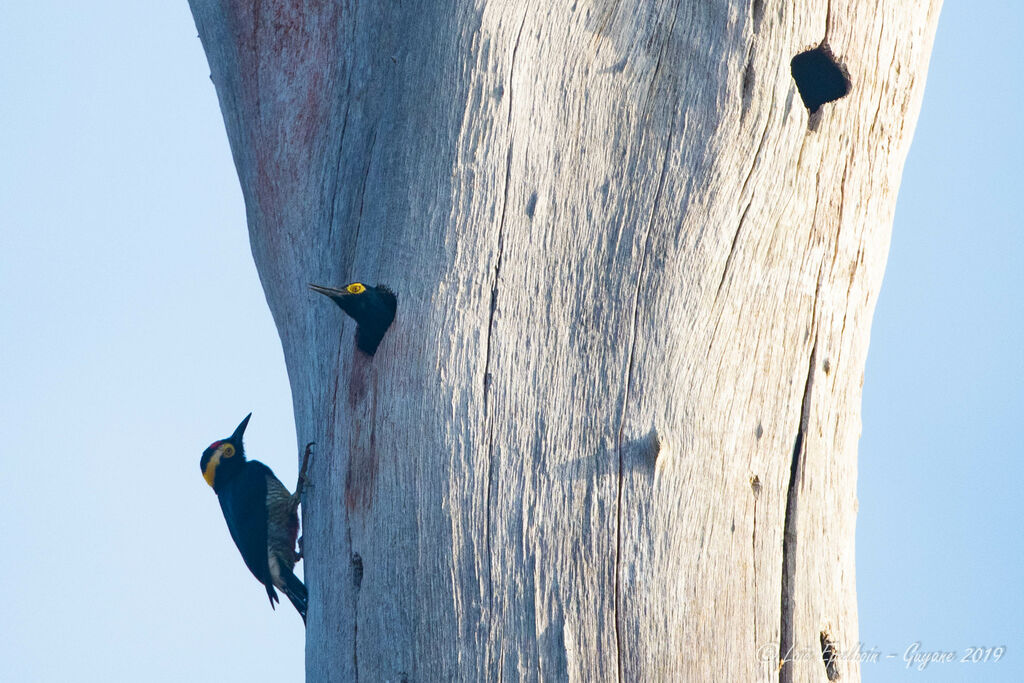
left=857, top=2, right=1023, bottom=680
left=1, top=3, right=1020, bottom=682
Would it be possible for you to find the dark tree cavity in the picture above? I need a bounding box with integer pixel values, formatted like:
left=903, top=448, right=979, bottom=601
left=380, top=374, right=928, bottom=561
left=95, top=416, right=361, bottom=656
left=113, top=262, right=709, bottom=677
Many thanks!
left=791, top=44, right=852, bottom=114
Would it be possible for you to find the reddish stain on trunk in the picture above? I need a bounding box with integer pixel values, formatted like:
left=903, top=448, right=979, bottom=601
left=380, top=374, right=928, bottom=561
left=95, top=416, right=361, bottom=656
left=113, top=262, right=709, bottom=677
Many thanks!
left=345, top=357, right=378, bottom=511
left=345, top=432, right=378, bottom=512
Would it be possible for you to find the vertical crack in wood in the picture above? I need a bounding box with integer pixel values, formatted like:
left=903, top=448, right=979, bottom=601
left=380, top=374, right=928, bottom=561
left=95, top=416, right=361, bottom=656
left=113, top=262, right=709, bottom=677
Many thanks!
left=820, top=631, right=841, bottom=680
left=252, top=0, right=263, bottom=122
left=613, top=118, right=676, bottom=682
left=750, top=0, right=765, bottom=32
left=325, top=15, right=359, bottom=244
left=740, top=50, right=756, bottom=119
left=347, top=524, right=360, bottom=682
left=779, top=322, right=819, bottom=683
left=325, top=98, right=351, bottom=243
left=719, top=37, right=777, bottom=300
left=828, top=158, right=850, bottom=272
left=352, top=127, right=379, bottom=248
left=751, top=477, right=760, bottom=647
left=716, top=199, right=753, bottom=298
left=833, top=157, right=855, bottom=373
left=739, top=96, right=775, bottom=200
left=482, top=12, right=528, bottom=663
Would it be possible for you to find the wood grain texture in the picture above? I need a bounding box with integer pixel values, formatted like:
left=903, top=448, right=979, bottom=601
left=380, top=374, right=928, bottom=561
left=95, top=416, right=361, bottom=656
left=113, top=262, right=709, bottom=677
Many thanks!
left=188, top=0, right=941, bottom=680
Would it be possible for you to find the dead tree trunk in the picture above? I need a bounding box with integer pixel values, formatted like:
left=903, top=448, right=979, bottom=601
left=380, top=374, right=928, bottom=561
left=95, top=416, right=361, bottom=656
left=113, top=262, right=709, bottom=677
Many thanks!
left=189, top=1, right=941, bottom=680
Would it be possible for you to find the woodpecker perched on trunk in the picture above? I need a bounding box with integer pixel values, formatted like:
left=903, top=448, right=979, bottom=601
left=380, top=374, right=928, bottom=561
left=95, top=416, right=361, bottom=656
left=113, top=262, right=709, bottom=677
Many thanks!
left=309, top=281, right=397, bottom=356
left=200, top=413, right=312, bottom=624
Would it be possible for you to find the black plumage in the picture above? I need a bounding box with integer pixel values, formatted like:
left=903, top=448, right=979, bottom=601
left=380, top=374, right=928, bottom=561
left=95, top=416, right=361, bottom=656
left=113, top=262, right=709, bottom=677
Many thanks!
left=309, top=281, right=397, bottom=356
left=200, top=413, right=310, bottom=624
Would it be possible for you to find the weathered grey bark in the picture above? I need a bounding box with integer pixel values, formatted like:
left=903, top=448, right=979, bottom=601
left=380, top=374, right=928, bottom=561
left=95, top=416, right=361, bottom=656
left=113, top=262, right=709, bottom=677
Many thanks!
left=188, top=1, right=940, bottom=680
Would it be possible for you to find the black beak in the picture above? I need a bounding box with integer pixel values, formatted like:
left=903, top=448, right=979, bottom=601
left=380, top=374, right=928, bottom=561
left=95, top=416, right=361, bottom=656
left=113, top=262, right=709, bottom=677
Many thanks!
left=231, top=413, right=252, bottom=442
left=309, top=283, right=348, bottom=303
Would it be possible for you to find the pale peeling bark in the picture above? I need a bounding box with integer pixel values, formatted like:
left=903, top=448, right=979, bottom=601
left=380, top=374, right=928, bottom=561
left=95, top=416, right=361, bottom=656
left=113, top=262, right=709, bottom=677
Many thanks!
left=189, top=1, right=941, bottom=680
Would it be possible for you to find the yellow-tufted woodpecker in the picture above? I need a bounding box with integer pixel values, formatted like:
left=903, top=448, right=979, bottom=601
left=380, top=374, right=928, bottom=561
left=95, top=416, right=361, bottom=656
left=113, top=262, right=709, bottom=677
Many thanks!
left=200, top=413, right=311, bottom=624
left=309, top=281, right=397, bottom=356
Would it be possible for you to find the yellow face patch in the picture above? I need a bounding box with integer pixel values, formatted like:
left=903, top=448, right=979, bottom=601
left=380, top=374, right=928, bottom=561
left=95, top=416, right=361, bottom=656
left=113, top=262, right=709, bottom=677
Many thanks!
left=202, top=444, right=235, bottom=487
left=202, top=452, right=221, bottom=487
left=346, top=282, right=366, bottom=295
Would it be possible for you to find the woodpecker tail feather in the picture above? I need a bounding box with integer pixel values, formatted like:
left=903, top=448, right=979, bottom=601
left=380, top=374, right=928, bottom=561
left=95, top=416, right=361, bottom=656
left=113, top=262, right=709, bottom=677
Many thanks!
left=280, top=568, right=308, bottom=625
left=265, top=583, right=280, bottom=609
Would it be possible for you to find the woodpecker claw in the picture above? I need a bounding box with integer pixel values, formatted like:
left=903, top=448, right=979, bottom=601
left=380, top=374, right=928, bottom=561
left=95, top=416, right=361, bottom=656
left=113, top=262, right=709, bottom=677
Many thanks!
left=292, top=443, right=314, bottom=562
left=295, top=442, right=314, bottom=500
